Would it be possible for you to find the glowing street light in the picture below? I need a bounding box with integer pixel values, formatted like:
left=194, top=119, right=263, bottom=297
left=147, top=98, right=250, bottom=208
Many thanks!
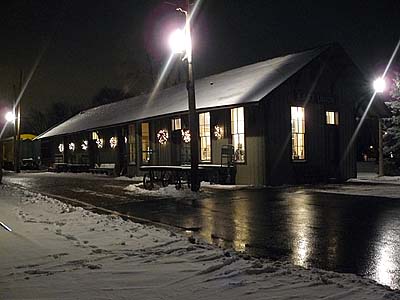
left=373, top=77, right=386, bottom=93
left=169, top=1, right=200, bottom=192
left=5, top=111, right=15, bottom=123
left=169, top=28, right=186, bottom=54
left=373, top=76, right=386, bottom=176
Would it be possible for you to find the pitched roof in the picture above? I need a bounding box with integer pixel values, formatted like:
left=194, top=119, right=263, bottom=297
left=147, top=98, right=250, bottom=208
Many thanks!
left=37, top=46, right=328, bottom=139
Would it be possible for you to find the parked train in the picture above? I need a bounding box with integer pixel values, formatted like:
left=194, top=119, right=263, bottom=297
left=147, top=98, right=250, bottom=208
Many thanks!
left=0, top=134, right=41, bottom=170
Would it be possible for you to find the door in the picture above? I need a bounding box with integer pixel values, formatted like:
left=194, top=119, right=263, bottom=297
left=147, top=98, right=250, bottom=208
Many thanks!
left=326, top=125, right=339, bottom=178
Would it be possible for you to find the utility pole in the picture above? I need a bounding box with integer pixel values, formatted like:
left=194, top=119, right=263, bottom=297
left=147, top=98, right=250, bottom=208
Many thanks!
left=185, top=0, right=199, bottom=191
left=378, top=118, right=384, bottom=176
left=13, top=70, right=23, bottom=173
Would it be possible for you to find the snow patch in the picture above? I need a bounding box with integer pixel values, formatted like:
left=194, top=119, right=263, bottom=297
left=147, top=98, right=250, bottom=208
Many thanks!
left=124, top=183, right=205, bottom=199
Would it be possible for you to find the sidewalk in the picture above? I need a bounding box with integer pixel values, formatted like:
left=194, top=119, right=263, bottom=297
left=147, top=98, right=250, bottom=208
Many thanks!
left=350, top=172, right=400, bottom=185
left=0, top=184, right=398, bottom=299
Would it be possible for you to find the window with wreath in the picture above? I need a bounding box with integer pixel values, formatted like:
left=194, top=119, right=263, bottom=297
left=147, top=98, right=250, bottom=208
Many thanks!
left=199, top=112, right=211, bottom=161
left=291, top=106, right=305, bottom=160
left=231, top=107, right=245, bottom=162
left=128, top=124, right=136, bottom=163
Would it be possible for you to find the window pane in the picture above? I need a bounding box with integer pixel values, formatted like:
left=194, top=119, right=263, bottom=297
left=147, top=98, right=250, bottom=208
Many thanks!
left=326, top=111, right=338, bottom=125
left=128, top=124, right=136, bottom=163
left=231, top=107, right=246, bottom=162
left=141, top=123, right=150, bottom=163
left=199, top=112, right=211, bottom=161
left=291, top=107, right=305, bottom=160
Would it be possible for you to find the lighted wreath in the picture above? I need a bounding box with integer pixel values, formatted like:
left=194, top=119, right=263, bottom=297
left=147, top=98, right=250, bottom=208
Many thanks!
left=81, top=140, right=88, bottom=151
left=58, top=143, right=64, bottom=153
left=96, top=138, right=104, bottom=149
left=214, top=125, right=223, bottom=139
left=157, top=129, right=169, bottom=145
left=182, top=129, right=191, bottom=143
left=68, top=142, right=76, bottom=152
left=110, top=136, right=118, bottom=149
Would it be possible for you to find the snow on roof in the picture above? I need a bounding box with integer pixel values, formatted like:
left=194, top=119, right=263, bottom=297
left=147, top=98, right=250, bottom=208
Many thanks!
left=37, top=46, right=327, bottom=139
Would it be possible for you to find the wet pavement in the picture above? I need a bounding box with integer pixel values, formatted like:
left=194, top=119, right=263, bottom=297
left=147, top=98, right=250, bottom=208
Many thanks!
left=3, top=171, right=400, bottom=289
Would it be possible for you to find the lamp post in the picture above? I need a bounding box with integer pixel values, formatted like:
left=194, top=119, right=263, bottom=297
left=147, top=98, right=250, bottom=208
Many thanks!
left=169, top=1, right=200, bottom=191
left=4, top=109, right=20, bottom=173
left=373, top=77, right=386, bottom=176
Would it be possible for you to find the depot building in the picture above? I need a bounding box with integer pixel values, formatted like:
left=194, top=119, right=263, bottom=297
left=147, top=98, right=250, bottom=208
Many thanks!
left=36, top=44, right=389, bottom=186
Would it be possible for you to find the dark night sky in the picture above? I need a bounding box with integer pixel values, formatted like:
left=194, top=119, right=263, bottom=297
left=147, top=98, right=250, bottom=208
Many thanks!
left=0, top=0, right=399, bottom=122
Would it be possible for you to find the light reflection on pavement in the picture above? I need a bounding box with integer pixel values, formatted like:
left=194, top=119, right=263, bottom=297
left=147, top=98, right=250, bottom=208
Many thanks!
left=3, top=171, right=400, bottom=289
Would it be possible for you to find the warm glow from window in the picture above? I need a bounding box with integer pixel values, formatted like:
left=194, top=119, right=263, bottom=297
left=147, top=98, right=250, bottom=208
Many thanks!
left=199, top=112, right=211, bottom=161
left=92, top=132, right=99, bottom=140
left=141, top=123, right=150, bottom=163
left=171, top=118, right=181, bottom=131
left=291, top=106, right=305, bottom=160
left=128, top=124, right=136, bottom=163
left=326, top=111, right=339, bottom=125
left=231, top=107, right=245, bottom=162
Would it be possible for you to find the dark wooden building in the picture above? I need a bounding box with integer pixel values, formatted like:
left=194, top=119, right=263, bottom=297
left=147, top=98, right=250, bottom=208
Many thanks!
left=36, top=44, right=389, bottom=186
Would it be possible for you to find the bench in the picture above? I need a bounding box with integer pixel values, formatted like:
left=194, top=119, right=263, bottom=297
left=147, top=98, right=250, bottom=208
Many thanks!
left=49, top=162, right=68, bottom=173
left=89, top=163, right=116, bottom=176
left=140, top=165, right=193, bottom=190
left=139, top=164, right=236, bottom=190
left=68, top=163, right=90, bottom=173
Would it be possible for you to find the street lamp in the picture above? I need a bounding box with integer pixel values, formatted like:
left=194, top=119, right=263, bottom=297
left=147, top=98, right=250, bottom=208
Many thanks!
left=4, top=109, right=20, bottom=173
left=169, top=2, right=200, bottom=192
left=169, top=29, right=186, bottom=54
left=373, top=77, right=386, bottom=177
left=5, top=111, right=15, bottom=123
left=373, top=77, right=386, bottom=94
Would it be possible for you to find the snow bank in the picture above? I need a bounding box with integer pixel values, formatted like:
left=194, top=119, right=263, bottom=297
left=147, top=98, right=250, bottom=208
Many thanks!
left=124, top=183, right=208, bottom=199
left=1, top=184, right=399, bottom=299
left=309, top=183, right=400, bottom=199
left=350, top=173, right=400, bottom=185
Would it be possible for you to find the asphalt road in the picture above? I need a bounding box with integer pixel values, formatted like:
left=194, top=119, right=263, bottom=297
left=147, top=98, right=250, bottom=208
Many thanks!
left=3, top=171, right=400, bottom=289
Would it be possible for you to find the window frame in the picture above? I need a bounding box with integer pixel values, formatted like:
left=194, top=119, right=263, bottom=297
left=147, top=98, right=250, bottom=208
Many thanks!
left=171, top=117, right=182, bottom=131
left=230, top=106, right=246, bottom=163
left=128, top=124, right=136, bottom=165
left=141, top=122, right=151, bottom=164
left=326, top=111, right=339, bottom=125
left=291, top=106, right=306, bottom=161
left=199, top=112, right=212, bottom=162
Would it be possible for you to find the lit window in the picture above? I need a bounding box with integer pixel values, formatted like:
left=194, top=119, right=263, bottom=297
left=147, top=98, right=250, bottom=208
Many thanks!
left=231, top=107, right=245, bottom=162
left=141, top=123, right=150, bottom=163
left=326, top=111, right=339, bottom=125
left=199, top=112, right=211, bottom=161
left=171, top=118, right=181, bottom=131
left=128, top=124, right=136, bottom=163
left=291, top=106, right=305, bottom=160
left=92, top=132, right=98, bottom=140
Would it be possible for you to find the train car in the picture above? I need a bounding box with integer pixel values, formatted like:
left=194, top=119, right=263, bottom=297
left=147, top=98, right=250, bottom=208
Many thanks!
left=0, top=134, right=41, bottom=170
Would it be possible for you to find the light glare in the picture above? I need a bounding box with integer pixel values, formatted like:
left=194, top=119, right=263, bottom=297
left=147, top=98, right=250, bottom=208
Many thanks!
left=373, top=77, right=386, bottom=93
left=169, top=28, right=186, bottom=54
left=5, top=111, right=15, bottom=123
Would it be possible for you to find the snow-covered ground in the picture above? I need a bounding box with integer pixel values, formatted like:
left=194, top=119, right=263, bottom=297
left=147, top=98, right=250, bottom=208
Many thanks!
left=306, top=173, right=400, bottom=199
left=1, top=184, right=399, bottom=299
left=350, top=172, right=400, bottom=185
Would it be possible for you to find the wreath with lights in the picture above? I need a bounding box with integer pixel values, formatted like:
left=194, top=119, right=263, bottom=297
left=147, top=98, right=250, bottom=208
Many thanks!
left=96, top=138, right=104, bottom=149
left=81, top=140, right=88, bottom=151
left=110, top=136, right=118, bottom=149
left=68, top=142, right=76, bottom=152
left=157, top=129, right=169, bottom=145
left=214, top=125, right=223, bottom=139
left=182, top=129, right=191, bottom=143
